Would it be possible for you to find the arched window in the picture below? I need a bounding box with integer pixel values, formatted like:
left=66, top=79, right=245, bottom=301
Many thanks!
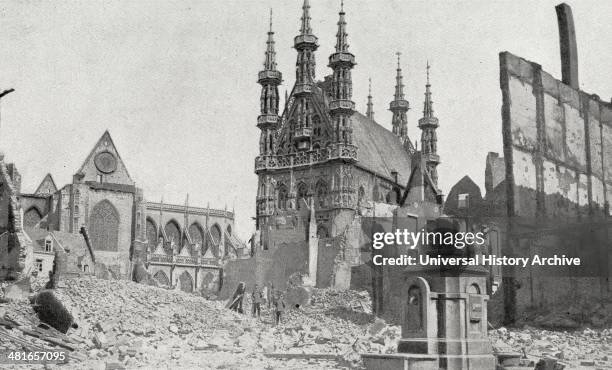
left=24, top=207, right=43, bottom=228
left=146, top=218, right=158, bottom=251
left=226, top=224, right=232, bottom=236
left=189, top=223, right=204, bottom=254
left=315, top=180, right=328, bottom=208
left=297, top=182, right=308, bottom=209
left=153, top=270, right=170, bottom=287
left=358, top=186, right=365, bottom=205
left=313, top=115, right=321, bottom=137
left=288, top=120, right=295, bottom=142
left=179, top=271, right=193, bottom=293
left=373, top=184, right=381, bottom=202
left=164, top=220, right=181, bottom=244
left=210, top=224, right=222, bottom=245
left=277, top=184, right=288, bottom=209
left=89, top=200, right=119, bottom=251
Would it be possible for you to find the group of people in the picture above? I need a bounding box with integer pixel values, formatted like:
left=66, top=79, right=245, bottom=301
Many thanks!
left=227, top=282, right=286, bottom=325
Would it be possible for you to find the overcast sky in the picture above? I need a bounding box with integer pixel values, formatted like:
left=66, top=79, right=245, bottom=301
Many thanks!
left=0, top=0, right=610, bottom=239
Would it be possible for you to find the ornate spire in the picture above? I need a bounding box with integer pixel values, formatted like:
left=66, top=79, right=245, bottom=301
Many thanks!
left=257, top=8, right=283, bottom=155
left=300, top=0, right=313, bottom=36
left=418, top=61, right=438, bottom=128
left=328, top=0, right=356, bottom=145
left=294, top=0, right=318, bottom=87
left=263, top=9, right=277, bottom=71
left=423, top=60, right=434, bottom=118
left=394, top=52, right=405, bottom=100
left=335, top=0, right=349, bottom=52
left=366, top=78, right=374, bottom=120
left=418, top=61, right=440, bottom=186
left=389, top=52, right=410, bottom=141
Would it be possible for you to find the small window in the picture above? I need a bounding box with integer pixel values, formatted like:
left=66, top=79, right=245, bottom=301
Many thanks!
left=458, top=193, right=470, bottom=209
left=44, top=239, right=53, bottom=253
left=97, top=174, right=103, bottom=183
left=83, top=265, right=89, bottom=273
left=35, top=259, right=43, bottom=272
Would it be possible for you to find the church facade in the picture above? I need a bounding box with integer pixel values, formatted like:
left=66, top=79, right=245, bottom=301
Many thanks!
left=10, top=131, right=245, bottom=292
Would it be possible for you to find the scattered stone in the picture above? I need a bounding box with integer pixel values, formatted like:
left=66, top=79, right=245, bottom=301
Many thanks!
left=3, top=278, right=31, bottom=301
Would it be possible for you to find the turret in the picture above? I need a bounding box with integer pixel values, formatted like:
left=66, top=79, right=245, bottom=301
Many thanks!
left=328, top=0, right=356, bottom=144
left=418, top=62, right=440, bottom=185
left=390, top=52, right=410, bottom=142
left=292, top=0, right=319, bottom=150
left=257, top=9, right=282, bottom=155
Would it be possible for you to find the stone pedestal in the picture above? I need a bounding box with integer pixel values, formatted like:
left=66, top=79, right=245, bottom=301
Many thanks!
left=362, top=265, right=496, bottom=370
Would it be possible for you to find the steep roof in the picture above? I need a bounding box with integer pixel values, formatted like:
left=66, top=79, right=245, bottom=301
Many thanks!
left=351, top=112, right=412, bottom=184
left=75, top=130, right=134, bottom=186
left=34, top=173, right=57, bottom=195
left=26, top=227, right=93, bottom=260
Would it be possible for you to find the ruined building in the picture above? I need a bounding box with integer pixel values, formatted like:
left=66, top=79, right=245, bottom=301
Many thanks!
left=1, top=131, right=247, bottom=293
left=445, top=4, right=612, bottom=325
left=219, top=1, right=445, bottom=304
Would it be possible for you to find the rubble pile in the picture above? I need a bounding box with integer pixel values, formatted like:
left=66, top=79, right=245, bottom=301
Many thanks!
left=0, top=277, right=400, bottom=369
left=271, top=289, right=400, bottom=363
left=519, top=300, right=612, bottom=329
left=490, top=326, right=612, bottom=369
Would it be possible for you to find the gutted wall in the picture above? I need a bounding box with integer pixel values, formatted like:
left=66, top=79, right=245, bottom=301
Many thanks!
left=499, top=52, right=612, bottom=322
left=501, top=52, right=612, bottom=218
left=0, top=157, right=33, bottom=280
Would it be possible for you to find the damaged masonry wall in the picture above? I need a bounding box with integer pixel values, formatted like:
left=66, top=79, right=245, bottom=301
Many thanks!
left=500, top=52, right=612, bottom=217
left=499, top=51, right=612, bottom=322
left=0, top=155, right=33, bottom=280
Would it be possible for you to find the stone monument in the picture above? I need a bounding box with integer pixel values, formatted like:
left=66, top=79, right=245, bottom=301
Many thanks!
left=362, top=219, right=497, bottom=369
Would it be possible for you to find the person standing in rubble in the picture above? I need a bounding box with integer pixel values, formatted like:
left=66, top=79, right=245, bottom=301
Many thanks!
left=261, top=284, right=269, bottom=308
left=251, top=284, right=263, bottom=319
left=227, top=282, right=246, bottom=313
left=267, top=281, right=274, bottom=309
left=273, top=291, right=286, bottom=326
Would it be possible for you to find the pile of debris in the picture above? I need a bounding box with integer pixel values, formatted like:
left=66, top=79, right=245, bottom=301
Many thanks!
left=0, top=276, right=401, bottom=368
left=490, top=326, right=612, bottom=369
left=270, top=288, right=400, bottom=363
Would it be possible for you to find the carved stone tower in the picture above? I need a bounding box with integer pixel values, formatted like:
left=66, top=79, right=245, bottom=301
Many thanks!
left=257, top=9, right=282, bottom=156
left=293, top=0, right=318, bottom=151
left=328, top=0, right=355, bottom=144
left=418, top=62, right=440, bottom=185
left=390, top=52, right=410, bottom=142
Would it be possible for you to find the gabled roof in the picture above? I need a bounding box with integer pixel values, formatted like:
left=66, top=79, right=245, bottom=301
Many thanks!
left=34, top=173, right=57, bottom=195
left=25, top=228, right=93, bottom=261
left=351, top=112, right=412, bottom=184
left=75, top=130, right=134, bottom=185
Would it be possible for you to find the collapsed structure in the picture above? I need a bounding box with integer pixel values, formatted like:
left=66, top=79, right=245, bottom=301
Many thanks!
left=445, top=3, right=612, bottom=324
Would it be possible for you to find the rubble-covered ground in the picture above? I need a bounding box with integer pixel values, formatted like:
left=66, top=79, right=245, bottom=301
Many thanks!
left=0, top=277, right=399, bottom=369
left=490, top=326, right=612, bottom=369
left=2, top=276, right=612, bottom=369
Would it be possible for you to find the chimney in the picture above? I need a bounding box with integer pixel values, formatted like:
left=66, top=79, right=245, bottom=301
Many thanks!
left=555, top=3, right=579, bottom=89
left=391, top=170, right=398, bottom=184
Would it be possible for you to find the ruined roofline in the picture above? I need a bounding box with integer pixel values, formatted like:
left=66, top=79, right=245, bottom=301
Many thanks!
left=500, top=51, right=612, bottom=115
